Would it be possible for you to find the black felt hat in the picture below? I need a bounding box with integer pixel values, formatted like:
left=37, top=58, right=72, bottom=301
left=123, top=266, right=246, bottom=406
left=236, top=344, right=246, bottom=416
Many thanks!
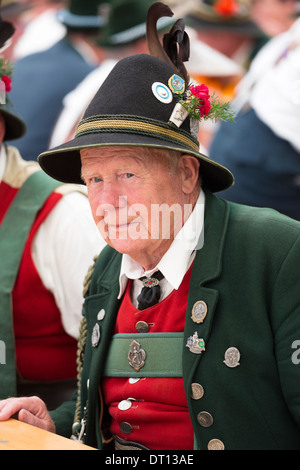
left=38, top=5, right=234, bottom=193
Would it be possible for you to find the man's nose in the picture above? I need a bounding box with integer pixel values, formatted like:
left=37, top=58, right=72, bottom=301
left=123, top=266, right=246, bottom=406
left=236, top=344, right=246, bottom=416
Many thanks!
left=95, top=184, right=127, bottom=217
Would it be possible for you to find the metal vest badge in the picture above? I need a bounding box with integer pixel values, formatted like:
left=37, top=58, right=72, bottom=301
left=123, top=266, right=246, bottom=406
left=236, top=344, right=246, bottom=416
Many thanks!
left=128, top=340, right=146, bottom=372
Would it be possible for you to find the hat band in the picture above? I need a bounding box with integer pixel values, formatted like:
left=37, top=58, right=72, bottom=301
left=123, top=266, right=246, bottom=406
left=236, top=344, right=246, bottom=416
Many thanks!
left=76, top=115, right=199, bottom=153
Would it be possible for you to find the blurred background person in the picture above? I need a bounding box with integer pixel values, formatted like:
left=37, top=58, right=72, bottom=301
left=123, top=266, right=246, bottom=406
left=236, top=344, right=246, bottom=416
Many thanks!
left=1, top=0, right=67, bottom=61
left=209, top=3, right=300, bottom=220
left=0, top=0, right=30, bottom=60
left=251, top=0, right=299, bottom=37
left=7, top=0, right=110, bottom=161
left=0, top=12, right=106, bottom=409
left=185, top=0, right=266, bottom=71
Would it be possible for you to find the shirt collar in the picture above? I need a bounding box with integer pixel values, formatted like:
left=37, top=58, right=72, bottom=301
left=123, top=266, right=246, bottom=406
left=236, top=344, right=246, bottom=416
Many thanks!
left=0, top=145, right=6, bottom=183
left=118, top=190, right=205, bottom=297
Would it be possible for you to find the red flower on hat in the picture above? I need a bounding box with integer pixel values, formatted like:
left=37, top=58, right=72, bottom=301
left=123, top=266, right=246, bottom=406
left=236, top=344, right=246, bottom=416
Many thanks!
left=1, top=75, right=12, bottom=92
left=0, top=58, right=13, bottom=99
left=176, top=81, right=236, bottom=124
left=214, top=0, right=240, bottom=17
left=190, top=84, right=211, bottom=117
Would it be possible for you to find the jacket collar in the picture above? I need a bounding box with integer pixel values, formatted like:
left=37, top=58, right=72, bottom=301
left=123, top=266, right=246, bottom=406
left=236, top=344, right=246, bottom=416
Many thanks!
left=191, top=190, right=230, bottom=286
left=183, top=191, right=231, bottom=400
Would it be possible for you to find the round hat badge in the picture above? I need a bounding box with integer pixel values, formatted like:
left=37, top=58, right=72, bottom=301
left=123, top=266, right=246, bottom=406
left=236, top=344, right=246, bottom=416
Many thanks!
left=152, top=82, right=173, bottom=104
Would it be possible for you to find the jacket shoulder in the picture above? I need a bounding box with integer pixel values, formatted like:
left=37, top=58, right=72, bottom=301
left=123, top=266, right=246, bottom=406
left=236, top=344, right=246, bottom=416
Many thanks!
left=88, top=245, right=122, bottom=295
left=226, top=198, right=300, bottom=242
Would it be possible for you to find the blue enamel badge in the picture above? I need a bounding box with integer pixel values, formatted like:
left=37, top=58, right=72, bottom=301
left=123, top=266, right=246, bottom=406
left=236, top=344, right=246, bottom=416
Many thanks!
left=168, top=74, right=185, bottom=94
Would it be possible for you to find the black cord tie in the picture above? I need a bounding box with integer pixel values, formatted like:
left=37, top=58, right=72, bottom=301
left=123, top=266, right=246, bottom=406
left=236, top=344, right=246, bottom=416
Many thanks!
left=137, top=271, right=164, bottom=310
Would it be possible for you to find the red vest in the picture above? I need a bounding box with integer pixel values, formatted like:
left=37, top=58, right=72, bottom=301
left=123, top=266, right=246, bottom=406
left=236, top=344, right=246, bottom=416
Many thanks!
left=0, top=179, right=77, bottom=381
left=102, top=265, right=194, bottom=450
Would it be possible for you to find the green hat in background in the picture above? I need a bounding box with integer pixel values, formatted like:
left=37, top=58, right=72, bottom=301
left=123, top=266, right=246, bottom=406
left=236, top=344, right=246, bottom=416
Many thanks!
left=1, top=102, right=26, bottom=141
left=189, top=0, right=252, bottom=23
left=99, top=0, right=174, bottom=47
left=176, top=0, right=262, bottom=36
left=56, top=0, right=110, bottom=29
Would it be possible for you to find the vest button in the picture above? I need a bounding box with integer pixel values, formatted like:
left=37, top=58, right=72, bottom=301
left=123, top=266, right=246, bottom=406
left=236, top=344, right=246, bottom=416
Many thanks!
left=129, top=377, right=141, bottom=384
left=135, top=321, right=149, bottom=333
left=120, top=422, right=133, bottom=434
left=191, top=383, right=204, bottom=400
left=208, top=439, right=225, bottom=450
left=197, top=411, right=214, bottom=428
left=118, top=399, right=133, bottom=411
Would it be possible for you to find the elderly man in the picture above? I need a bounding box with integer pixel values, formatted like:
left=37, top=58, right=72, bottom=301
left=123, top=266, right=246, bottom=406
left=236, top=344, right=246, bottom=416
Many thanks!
left=1, top=5, right=300, bottom=451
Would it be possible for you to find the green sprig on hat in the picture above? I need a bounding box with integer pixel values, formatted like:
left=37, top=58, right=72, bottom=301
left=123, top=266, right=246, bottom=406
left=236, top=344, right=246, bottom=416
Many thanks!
left=177, top=84, right=236, bottom=123
left=0, top=57, right=13, bottom=103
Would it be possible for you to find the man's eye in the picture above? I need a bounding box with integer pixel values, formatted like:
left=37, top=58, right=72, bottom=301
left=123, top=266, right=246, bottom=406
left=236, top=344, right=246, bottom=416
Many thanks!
left=124, top=173, right=134, bottom=179
left=91, top=177, right=102, bottom=183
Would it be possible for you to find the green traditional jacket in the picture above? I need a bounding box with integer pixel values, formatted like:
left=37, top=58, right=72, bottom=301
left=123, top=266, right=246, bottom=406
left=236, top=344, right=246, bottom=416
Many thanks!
left=51, top=191, right=300, bottom=450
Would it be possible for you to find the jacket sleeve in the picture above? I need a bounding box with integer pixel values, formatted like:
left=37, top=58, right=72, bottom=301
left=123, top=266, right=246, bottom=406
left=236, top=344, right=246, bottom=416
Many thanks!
left=271, top=233, right=300, bottom=427
left=49, top=393, right=77, bottom=438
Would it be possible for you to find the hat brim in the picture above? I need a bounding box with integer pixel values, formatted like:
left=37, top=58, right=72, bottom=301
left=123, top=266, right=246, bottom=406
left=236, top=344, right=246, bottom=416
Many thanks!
left=1, top=106, right=26, bottom=141
left=38, top=132, right=234, bottom=193
left=187, top=15, right=263, bottom=36
left=99, top=16, right=175, bottom=47
left=56, top=9, right=106, bottom=28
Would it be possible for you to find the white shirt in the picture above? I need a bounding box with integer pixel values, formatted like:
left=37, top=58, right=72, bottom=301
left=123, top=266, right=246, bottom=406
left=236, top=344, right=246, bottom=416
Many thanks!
left=13, top=9, right=66, bottom=60
left=0, top=148, right=106, bottom=339
left=0, top=145, right=6, bottom=180
left=233, top=18, right=300, bottom=152
left=49, top=60, right=117, bottom=148
left=118, top=191, right=205, bottom=307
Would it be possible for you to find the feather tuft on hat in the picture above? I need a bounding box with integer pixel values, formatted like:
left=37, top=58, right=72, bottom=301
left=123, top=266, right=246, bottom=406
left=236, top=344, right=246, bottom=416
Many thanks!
left=147, top=2, right=190, bottom=89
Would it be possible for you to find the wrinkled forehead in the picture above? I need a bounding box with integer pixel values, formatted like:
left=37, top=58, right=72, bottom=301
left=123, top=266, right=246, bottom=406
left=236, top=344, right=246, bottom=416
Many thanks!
left=80, top=146, right=142, bottom=159
left=80, top=145, right=182, bottom=169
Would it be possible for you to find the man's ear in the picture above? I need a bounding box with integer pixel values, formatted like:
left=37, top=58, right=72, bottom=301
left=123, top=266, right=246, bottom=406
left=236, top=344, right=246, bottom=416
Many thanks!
left=179, top=154, right=200, bottom=195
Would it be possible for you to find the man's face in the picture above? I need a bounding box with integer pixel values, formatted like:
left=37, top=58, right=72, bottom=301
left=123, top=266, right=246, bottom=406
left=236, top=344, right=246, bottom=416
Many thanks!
left=81, top=146, right=198, bottom=268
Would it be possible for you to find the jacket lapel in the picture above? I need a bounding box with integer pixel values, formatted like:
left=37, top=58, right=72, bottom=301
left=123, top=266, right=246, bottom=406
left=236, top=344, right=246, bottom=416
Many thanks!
left=183, top=192, right=231, bottom=387
left=82, top=249, right=122, bottom=447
